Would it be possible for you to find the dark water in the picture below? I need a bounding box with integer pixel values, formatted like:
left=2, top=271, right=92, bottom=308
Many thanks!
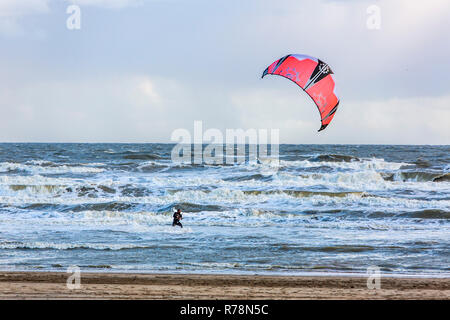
left=0, top=143, right=449, bottom=276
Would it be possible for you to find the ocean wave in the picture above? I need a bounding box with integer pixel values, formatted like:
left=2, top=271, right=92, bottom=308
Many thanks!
left=123, top=154, right=163, bottom=160
left=308, top=154, right=360, bottom=162
left=158, top=202, right=225, bottom=213
left=0, top=241, right=156, bottom=251
left=433, top=173, right=450, bottom=182
left=272, top=171, right=450, bottom=193
left=276, top=171, right=387, bottom=190
left=380, top=171, right=450, bottom=183
left=136, top=161, right=168, bottom=172
left=223, top=173, right=274, bottom=182
left=0, top=177, right=121, bottom=198
left=0, top=162, right=104, bottom=174
left=397, top=209, right=450, bottom=219
left=119, top=184, right=151, bottom=197
left=241, top=190, right=367, bottom=198
left=8, top=184, right=65, bottom=194
left=413, top=159, right=432, bottom=168
left=278, top=157, right=406, bottom=171
left=283, top=244, right=377, bottom=253
left=1, top=185, right=449, bottom=214
left=176, top=261, right=359, bottom=272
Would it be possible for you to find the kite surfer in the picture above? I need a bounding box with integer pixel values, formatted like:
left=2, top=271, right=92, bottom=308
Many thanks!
left=172, top=208, right=183, bottom=228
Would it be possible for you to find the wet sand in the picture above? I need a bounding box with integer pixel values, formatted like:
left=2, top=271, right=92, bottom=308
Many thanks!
left=0, top=272, right=448, bottom=300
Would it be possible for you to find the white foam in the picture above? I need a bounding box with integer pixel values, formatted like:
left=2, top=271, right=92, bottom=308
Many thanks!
left=0, top=241, right=148, bottom=250
left=0, top=162, right=104, bottom=174
left=279, top=157, right=407, bottom=171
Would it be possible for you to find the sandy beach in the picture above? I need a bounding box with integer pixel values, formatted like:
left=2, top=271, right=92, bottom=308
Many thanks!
left=0, top=272, right=448, bottom=300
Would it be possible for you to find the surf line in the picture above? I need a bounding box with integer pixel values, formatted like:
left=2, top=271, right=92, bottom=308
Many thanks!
left=179, top=304, right=215, bottom=318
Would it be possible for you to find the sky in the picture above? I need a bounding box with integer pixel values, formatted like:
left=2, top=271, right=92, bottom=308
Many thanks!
left=0, top=0, right=449, bottom=144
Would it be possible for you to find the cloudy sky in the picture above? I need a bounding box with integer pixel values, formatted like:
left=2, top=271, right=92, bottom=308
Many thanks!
left=0, top=0, right=449, bottom=144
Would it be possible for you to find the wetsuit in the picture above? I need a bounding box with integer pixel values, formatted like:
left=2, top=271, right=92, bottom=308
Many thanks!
left=173, top=212, right=183, bottom=228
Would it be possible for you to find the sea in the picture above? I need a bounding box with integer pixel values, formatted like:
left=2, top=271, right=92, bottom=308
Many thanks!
left=0, top=143, right=449, bottom=276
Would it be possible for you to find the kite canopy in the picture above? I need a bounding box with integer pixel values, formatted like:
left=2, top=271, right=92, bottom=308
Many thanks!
left=262, top=54, right=339, bottom=131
